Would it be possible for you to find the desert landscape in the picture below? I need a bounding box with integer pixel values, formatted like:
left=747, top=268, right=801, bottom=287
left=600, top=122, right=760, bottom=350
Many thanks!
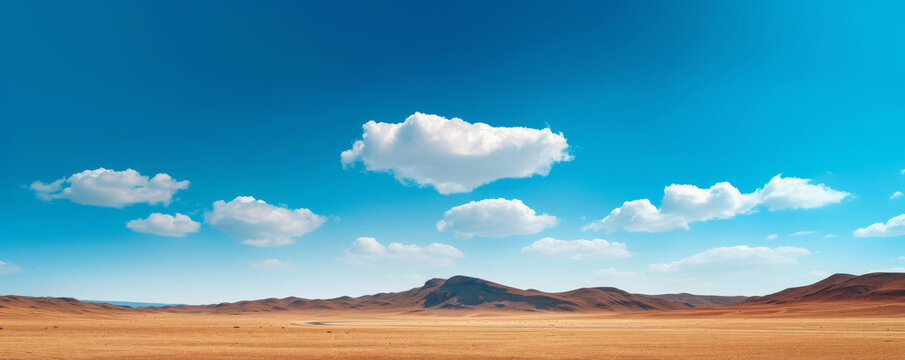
left=3, top=273, right=905, bottom=359
left=4, top=2, right=905, bottom=359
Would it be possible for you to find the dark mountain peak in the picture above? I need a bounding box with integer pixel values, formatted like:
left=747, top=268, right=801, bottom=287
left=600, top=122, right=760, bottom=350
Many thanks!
left=594, top=287, right=630, bottom=294
left=414, top=275, right=578, bottom=310
left=422, top=275, right=491, bottom=289
left=443, top=275, right=488, bottom=285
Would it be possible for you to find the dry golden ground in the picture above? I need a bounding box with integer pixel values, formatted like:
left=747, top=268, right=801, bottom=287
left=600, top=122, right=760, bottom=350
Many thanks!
left=2, top=306, right=905, bottom=359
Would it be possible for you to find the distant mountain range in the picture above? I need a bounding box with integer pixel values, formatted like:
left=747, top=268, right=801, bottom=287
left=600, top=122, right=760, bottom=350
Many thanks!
left=83, top=300, right=181, bottom=308
left=745, top=272, right=905, bottom=304
left=153, top=275, right=745, bottom=313
left=2, top=273, right=903, bottom=314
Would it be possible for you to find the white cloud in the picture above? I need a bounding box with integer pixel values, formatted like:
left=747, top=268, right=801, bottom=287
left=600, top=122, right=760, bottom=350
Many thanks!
left=436, top=198, right=558, bottom=238
left=126, top=213, right=200, bottom=237
left=825, top=234, right=837, bottom=238
left=757, top=175, right=850, bottom=210
left=586, top=175, right=849, bottom=233
left=766, top=234, right=778, bottom=240
left=30, top=168, right=189, bottom=208
left=249, top=258, right=293, bottom=270
left=341, top=112, right=571, bottom=194
left=583, top=199, right=685, bottom=233
left=343, top=237, right=464, bottom=267
left=854, top=214, right=905, bottom=238
left=891, top=191, right=903, bottom=200
left=899, top=256, right=905, bottom=261
left=204, top=196, right=326, bottom=247
left=521, top=237, right=630, bottom=260
left=0, top=261, right=23, bottom=275
left=648, top=245, right=810, bottom=272
left=791, top=230, right=816, bottom=237
left=586, top=182, right=758, bottom=232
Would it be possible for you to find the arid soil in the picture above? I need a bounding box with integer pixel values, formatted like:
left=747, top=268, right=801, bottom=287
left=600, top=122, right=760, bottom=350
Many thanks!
left=3, top=306, right=905, bottom=359
left=4, top=273, right=905, bottom=359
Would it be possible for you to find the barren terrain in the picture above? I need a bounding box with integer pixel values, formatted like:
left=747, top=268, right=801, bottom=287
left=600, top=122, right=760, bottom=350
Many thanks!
left=3, top=273, right=905, bottom=359
left=3, top=308, right=905, bottom=359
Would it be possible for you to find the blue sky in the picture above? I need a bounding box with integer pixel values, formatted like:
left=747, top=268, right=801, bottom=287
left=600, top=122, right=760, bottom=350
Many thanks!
left=1, top=1, right=904, bottom=304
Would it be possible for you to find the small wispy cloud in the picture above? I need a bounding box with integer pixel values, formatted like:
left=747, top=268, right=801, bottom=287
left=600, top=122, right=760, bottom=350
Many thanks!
left=766, top=234, right=778, bottom=240
left=343, top=237, right=464, bottom=267
left=522, top=237, right=631, bottom=260
left=249, top=258, right=293, bottom=270
left=127, top=213, right=200, bottom=237
left=891, top=191, right=903, bottom=200
left=648, top=245, right=809, bottom=273
left=825, top=234, right=837, bottom=238
left=0, top=260, right=23, bottom=275
left=791, top=230, right=816, bottom=236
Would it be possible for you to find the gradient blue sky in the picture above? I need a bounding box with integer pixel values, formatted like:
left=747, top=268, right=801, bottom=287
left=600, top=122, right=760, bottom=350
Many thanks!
left=2, top=1, right=904, bottom=304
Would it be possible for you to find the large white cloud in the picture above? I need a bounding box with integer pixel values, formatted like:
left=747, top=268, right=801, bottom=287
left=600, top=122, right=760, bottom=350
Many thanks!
left=648, top=245, right=810, bottom=272
left=436, top=198, right=558, bottom=238
left=341, top=112, right=571, bottom=194
left=343, top=237, right=464, bottom=267
left=30, top=168, right=189, bottom=208
left=521, top=237, right=630, bottom=260
left=854, top=214, right=905, bottom=238
left=126, top=213, right=200, bottom=237
left=0, top=260, right=23, bottom=275
left=204, top=196, right=326, bottom=247
left=586, top=175, right=849, bottom=233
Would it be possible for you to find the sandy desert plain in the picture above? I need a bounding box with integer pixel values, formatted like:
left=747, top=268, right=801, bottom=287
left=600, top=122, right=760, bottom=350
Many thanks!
left=3, top=273, right=905, bottom=359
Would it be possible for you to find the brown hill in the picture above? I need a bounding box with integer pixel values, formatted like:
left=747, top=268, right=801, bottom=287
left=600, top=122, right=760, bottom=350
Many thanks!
left=154, top=275, right=704, bottom=313
left=745, top=272, right=905, bottom=305
left=648, top=293, right=748, bottom=307
left=0, top=295, right=133, bottom=314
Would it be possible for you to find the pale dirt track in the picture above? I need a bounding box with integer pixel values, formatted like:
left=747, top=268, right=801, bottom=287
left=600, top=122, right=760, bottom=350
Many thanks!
left=2, top=308, right=905, bottom=359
